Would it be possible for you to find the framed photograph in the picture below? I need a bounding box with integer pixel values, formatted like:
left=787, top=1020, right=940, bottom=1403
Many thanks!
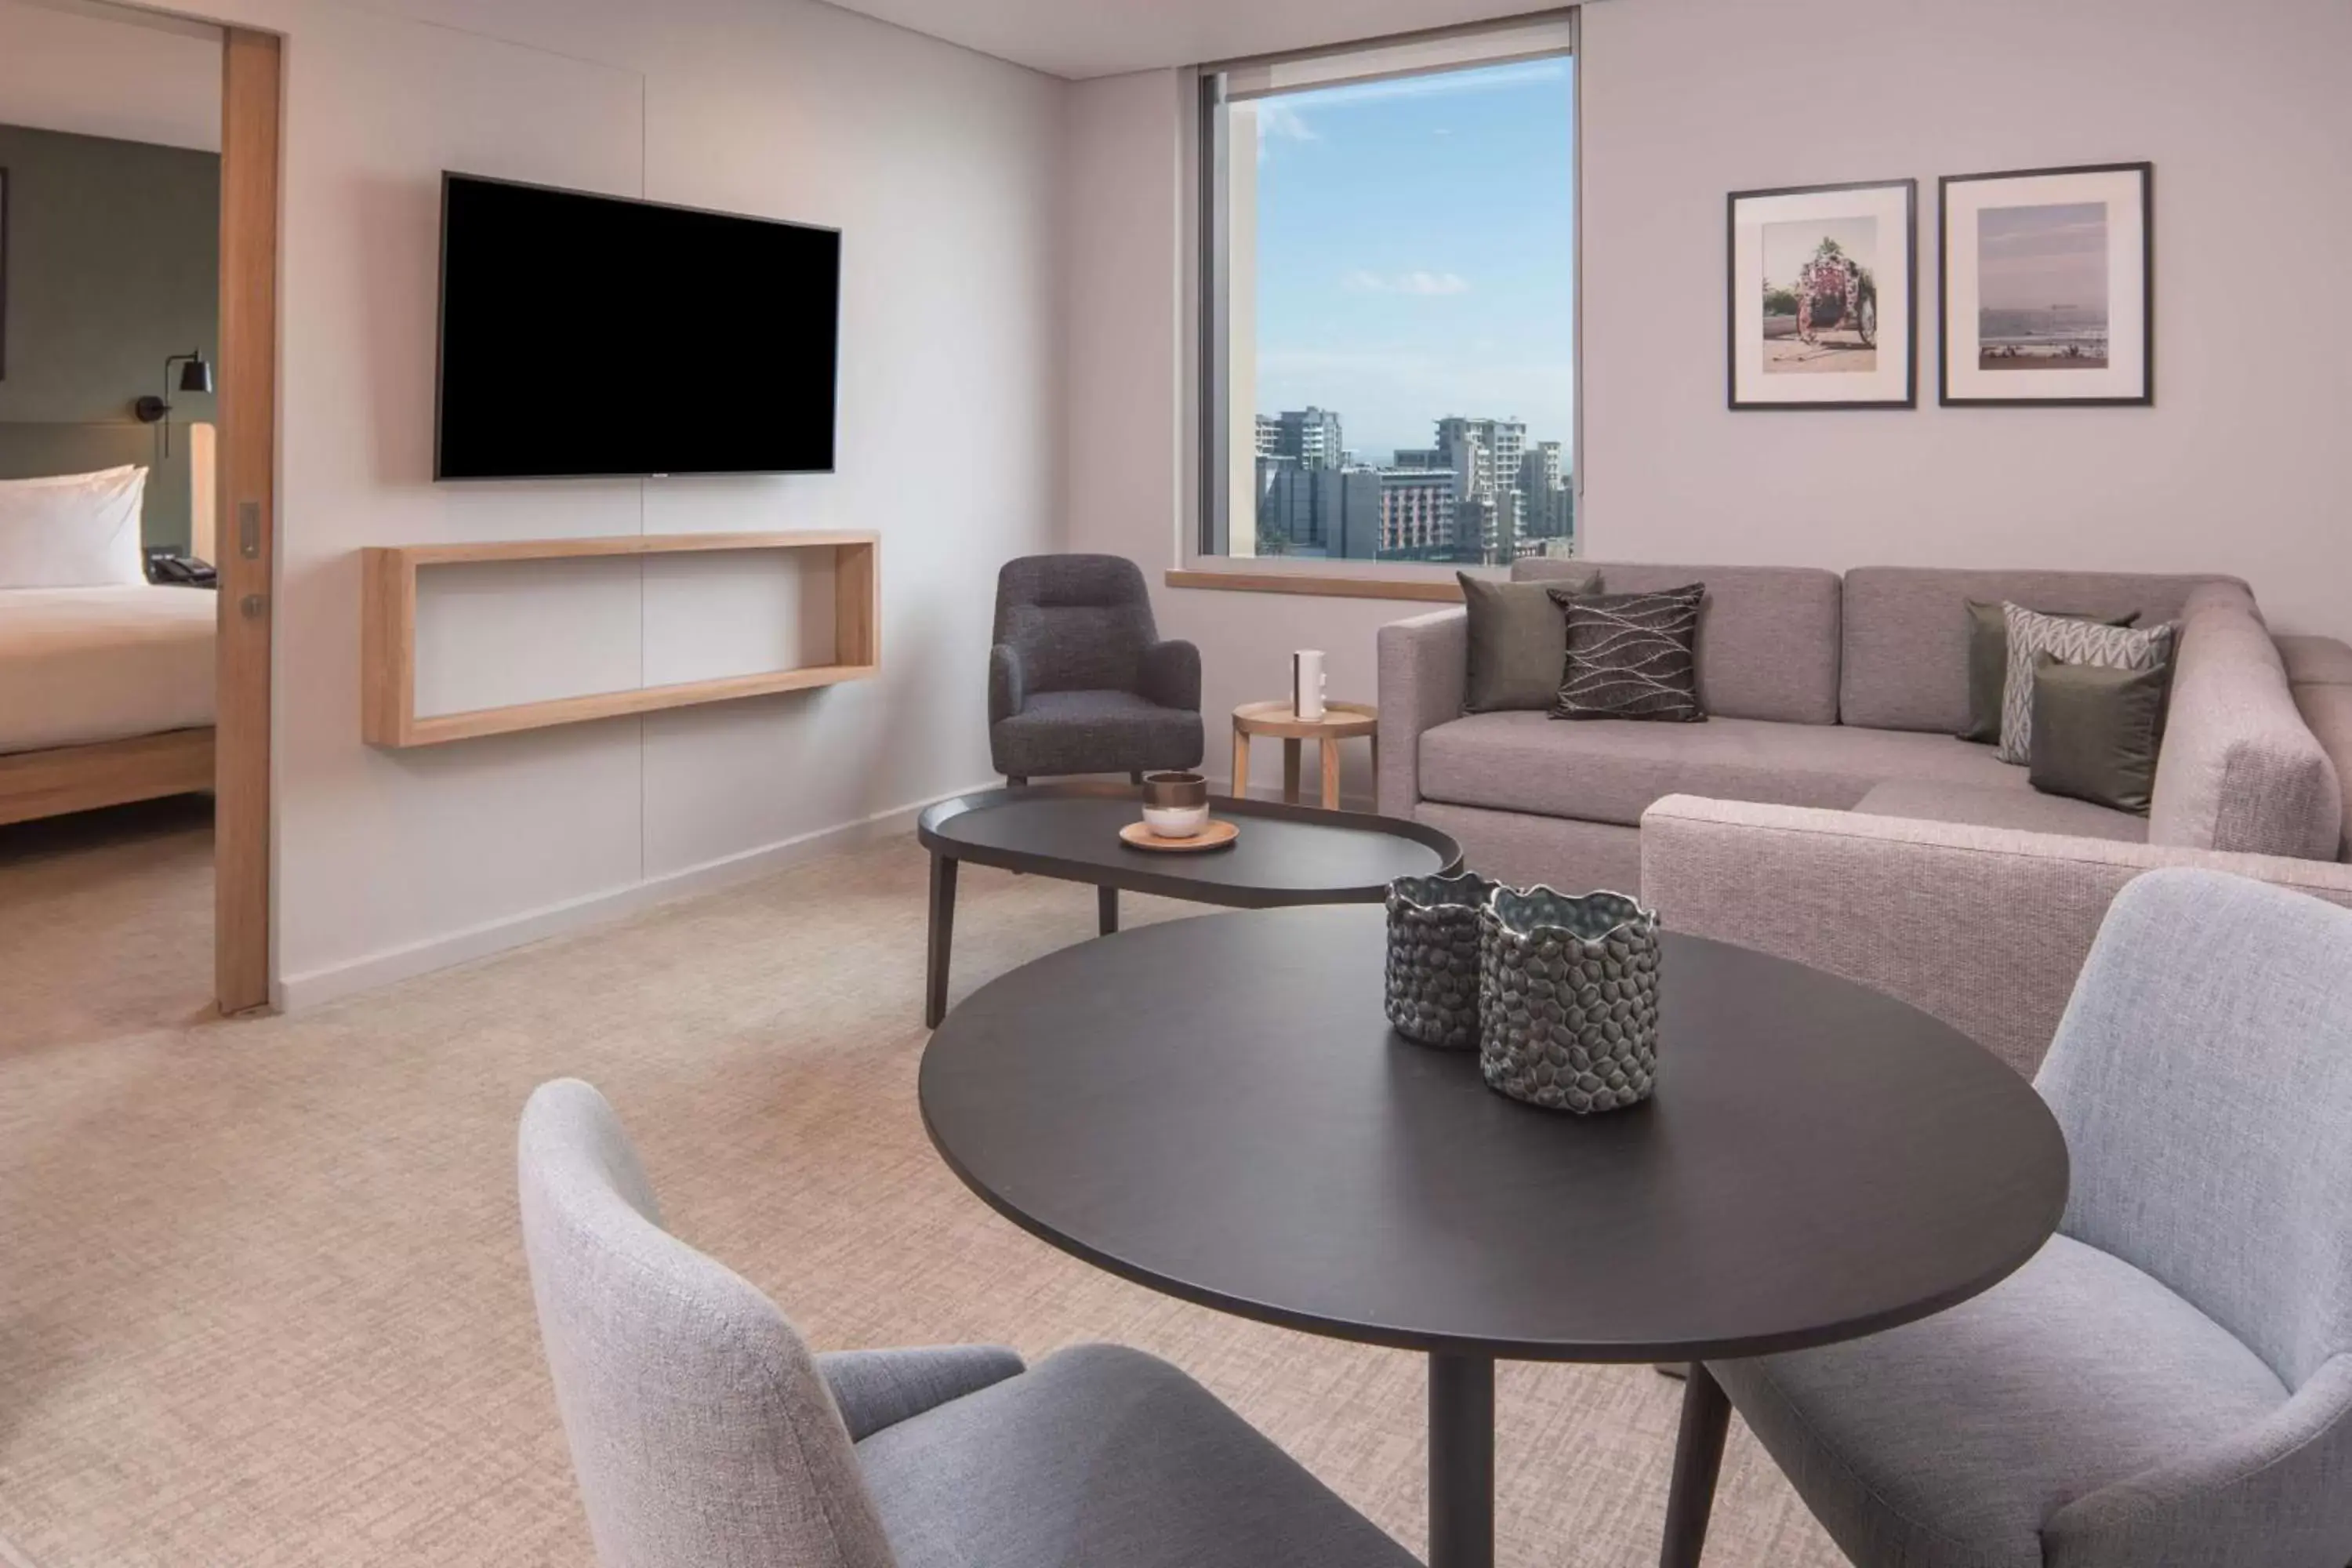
left=1940, top=162, right=2151, bottom=406
left=1727, top=179, right=1916, bottom=409
left=0, top=168, right=9, bottom=380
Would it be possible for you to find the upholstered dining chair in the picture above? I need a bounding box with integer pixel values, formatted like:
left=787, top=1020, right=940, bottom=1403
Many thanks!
left=1708, top=867, right=2352, bottom=1568
left=517, top=1079, right=1416, bottom=1568
left=989, top=554, right=1203, bottom=784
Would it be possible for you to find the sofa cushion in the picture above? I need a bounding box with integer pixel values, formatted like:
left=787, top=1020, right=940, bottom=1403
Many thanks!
left=1853, top=780, right=2147, bottom=844
left=1711, top=1233, right=2288, bottom=1568
left=1997, top=605, right=2175, bottom=765
left=1514, top=559, right=1839, bottom=724
left=2292, top=683, right=2352, bottom=861
left=2149, top=584, right=2343, bottom=859
left=1418, top=711, right=2019, bottom=828
left=992, top=690, right=1203, bottom=778
left=1549, top=585, right=1704, bottom=722
left=1460, top=569, right=1596, bottom=713
left=1842, top=567, right=2227, bottom=732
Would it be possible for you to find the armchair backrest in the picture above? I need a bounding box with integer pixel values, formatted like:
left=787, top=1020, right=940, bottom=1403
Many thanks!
left=993, top=554, right=1157, bottom=695
left=517, top=1080, right=896, bottom=1568
left=2037, top=869, right=2352, bottom=1392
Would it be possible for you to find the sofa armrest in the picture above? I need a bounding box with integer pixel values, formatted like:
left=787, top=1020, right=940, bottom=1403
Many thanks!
left=817, top=1345, right=1025, bottom=1442
left=1377, top=608, right=1468, bottom=817
left=1639, top=794, right=2352, bottom=1077
left=1138, top=638, right=1202, bottom=713
left=988, top=643, right=1025, bottom=727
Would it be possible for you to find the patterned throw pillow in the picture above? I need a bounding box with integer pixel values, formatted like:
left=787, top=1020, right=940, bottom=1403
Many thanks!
left=1998, top=603, right=2175, bottom=764
left=1546, top=585, right=1706, bottom=723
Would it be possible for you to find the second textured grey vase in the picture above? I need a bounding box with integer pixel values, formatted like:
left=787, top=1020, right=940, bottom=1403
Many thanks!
left=1479, top=887, right=1661, bottom=1113
left=1385, top=870, right=1497, bottom=1050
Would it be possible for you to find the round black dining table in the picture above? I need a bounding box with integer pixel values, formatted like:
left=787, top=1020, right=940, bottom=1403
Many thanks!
left=918, top=905, right=2068, bottom=1568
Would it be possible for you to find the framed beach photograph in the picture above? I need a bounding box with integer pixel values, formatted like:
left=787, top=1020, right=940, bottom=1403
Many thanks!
left=1728, top=178, right=1916, bottom=409
left=1940, top=162, right=2152, bottom=406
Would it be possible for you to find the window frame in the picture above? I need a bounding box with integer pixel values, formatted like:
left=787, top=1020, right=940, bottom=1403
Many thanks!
left=1185, top=12, right=1584, bottom=587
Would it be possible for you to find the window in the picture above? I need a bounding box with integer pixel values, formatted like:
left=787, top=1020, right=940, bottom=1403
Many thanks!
left=1199, top=16, right=1578, bottom=568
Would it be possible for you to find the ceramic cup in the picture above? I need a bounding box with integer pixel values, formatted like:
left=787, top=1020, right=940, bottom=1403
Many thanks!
left=1140, top=770, right=1210, bottom=838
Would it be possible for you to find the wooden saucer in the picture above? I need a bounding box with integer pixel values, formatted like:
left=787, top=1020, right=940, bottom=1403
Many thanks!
left=1118, top=818, right=1240, bottom=853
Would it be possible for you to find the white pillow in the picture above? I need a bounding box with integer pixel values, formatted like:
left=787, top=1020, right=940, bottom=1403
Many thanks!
left=0, top=465, right=151, bottom=588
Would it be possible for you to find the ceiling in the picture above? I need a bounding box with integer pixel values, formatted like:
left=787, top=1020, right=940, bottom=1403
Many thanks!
left=820, top=0, right=1559, bottom=79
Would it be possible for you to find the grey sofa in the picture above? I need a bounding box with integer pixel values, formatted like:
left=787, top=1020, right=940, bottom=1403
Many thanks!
left=1378, top=561, right=2350, bottom=897
left=989, top=554, right=1203, bottom=783
left=517, top=1078, right=1417, bottom=1568
left=1711, top=868, right=2352, bottom=1568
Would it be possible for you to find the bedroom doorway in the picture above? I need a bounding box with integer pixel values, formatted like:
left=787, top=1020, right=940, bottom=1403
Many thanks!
left=0, top=1, right=276, bottom=1022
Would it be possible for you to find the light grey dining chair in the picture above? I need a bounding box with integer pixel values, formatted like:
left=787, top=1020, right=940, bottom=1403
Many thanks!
left=517, top=1078, right=1417, bottom=1568
left=1709, top=867, right=2352, bottom=1568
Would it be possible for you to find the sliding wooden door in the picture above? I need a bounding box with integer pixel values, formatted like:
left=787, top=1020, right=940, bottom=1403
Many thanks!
left=215, top=27, right=279, bottom=1013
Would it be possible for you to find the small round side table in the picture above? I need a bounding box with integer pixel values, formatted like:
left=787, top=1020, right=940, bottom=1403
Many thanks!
left=1232, top=699, right=1378, bottom=811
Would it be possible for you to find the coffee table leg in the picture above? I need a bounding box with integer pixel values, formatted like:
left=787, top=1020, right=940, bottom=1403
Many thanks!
left=1659, top=1363, right=1730, bottom=1568
left=1098, top=884, right=1119, bottom=936
left=925, top=855, right=958, bottom=1029
left=1428, top=1351, right=1494, bottom=1568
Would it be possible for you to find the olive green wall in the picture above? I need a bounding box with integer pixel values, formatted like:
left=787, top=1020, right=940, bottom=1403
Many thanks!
left=0, top=122, right=219, bottom=550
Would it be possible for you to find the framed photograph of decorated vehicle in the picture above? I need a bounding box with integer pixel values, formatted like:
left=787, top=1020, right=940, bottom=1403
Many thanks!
left=1940, top=162, right=2152, bottom=406
left=1728, top=179, right=1917, bottom=409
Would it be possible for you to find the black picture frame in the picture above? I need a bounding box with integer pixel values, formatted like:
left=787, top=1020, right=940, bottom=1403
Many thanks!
left=1726, top=177, right=1918, bottom=411
left=1939, top=161, right=2153, bottom=407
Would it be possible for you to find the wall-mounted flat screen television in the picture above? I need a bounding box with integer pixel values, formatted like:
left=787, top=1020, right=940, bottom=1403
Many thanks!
left=435, top=173, right=840, bottom=481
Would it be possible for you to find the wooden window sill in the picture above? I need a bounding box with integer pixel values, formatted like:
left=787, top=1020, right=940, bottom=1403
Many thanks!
left=1164, top=568, right=1465, bottom=604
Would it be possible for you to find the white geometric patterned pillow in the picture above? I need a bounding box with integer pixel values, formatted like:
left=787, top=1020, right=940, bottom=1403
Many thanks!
left=1998, top=603, right=2176, bottom=764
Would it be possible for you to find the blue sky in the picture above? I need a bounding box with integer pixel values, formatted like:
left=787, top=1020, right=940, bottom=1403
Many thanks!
left=1251, top=56, right=1576, bottom=465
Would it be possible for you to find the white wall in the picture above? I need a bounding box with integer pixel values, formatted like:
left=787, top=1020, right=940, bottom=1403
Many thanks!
left=118, top=0, right=1062, bottom=1002
left=0, top=0, right=220, bottom=151
left=1065, top=0, right=2352, bottom=806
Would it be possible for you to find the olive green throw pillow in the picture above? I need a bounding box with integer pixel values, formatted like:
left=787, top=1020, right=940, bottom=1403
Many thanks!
left=2028, top=654, right=2170, bottom=815
left=1459, top=568, right=1603, bottom=713
left=1958, top=600, right=2139, bottom=744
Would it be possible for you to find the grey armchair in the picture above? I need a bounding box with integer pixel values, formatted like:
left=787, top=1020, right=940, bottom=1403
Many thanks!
left=517, top=1079, right=1417, bottom=1568
left=1708, top=867, right=2352, bottom=1568
left=989, top=554, right=1203, bottom=784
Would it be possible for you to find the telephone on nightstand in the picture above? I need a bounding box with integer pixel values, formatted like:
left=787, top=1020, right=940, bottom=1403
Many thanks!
left=144, top=549, right=218, bottom=588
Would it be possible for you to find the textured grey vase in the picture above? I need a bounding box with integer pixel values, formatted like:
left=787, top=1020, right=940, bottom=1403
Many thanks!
left=1385, top=871, right=1497, bottom=1050
left=1478, top=887, right=1661, bottom=1114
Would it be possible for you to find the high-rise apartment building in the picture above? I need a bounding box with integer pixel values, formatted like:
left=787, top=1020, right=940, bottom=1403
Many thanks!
left=1267, top=407, right=1345, bottom=470
left=1254, top=415, right=1279, bottom=459
left=1518, top=440, right=1573, bottom=543
left=1434, top=416, right=1526, bottom=503
left=1258, top=460, right=1381, bottom=557
left=1377, top=468, right=1457, bottom=557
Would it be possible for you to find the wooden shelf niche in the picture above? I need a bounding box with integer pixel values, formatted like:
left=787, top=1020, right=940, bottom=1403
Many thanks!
left=362, top=532, right=879, bottom=747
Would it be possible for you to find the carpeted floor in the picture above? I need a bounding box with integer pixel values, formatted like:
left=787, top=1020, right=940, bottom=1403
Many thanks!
left=0, top=801, right=1847, bottom=1567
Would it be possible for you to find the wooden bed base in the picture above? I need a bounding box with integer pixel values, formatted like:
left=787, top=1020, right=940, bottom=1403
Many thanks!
left=0, top=728, right=216, bottom=829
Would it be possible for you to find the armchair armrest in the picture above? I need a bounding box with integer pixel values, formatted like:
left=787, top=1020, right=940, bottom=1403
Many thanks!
left=2045, top=1353, right=2352, bottom=1564
left=817, top=1345, right=1026, bottom=1442
left=1376, top=608, right=1468, bottom=818
left=988, top=643, right=1026, bottom=727
left=1638, top=794, right=2352, bottom=1077
left=1138, top=638, right=1202, bottom=713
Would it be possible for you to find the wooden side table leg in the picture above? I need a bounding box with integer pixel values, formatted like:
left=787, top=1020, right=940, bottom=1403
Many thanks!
left=1283, top=739, right=1302, bottom=805
left=1232, top=729, right=1250, bottom=800
left=1319, top=736, right=1342, bottom=810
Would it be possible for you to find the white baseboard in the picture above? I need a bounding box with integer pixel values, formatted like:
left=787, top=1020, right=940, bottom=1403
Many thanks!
left=274, top=781, right=999, bottom=1012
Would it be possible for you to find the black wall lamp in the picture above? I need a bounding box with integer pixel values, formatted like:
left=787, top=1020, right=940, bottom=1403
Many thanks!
left=134, top=350, right=213, bottom=457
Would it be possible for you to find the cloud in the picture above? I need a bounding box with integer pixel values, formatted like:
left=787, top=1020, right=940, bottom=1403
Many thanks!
left=1342, top=270, right=1472, bottom=296
left=1254, top=100, right=1319, bottom=150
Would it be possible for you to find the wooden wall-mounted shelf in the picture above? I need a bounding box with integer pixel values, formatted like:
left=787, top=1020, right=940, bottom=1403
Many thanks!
left=361, top=532, right=879, bottom=747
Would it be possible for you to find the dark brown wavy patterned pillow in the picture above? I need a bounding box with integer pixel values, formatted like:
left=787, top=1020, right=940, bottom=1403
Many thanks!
left=1545, top=584, right=1707, bottom=723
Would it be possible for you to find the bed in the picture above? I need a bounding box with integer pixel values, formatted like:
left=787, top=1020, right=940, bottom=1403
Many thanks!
left=0, top=456, right=217, bottom=826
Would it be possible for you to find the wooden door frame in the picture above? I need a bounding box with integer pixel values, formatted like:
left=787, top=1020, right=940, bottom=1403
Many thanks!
left=215, top=27, right=280, bottom=1013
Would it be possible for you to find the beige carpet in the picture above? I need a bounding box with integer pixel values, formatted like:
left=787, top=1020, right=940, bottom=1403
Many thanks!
left=0, top=802, right=1847, bottom=1567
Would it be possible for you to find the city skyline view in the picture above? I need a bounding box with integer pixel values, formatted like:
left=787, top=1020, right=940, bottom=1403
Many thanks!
left=1250, top=56, right=1577, bottom=463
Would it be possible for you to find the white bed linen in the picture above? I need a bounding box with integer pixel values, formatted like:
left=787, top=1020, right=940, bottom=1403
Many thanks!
left=0, top=586, right=216, bottom=754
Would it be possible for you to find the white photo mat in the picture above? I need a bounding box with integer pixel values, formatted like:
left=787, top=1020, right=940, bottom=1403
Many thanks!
left=1729, top=180, right=1915, bottom=408
left=1941, top=164, right=2151, bottom=405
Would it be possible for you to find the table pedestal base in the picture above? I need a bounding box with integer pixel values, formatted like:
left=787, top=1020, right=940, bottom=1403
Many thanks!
left=1428, top=1352, right=1494, bottom=1568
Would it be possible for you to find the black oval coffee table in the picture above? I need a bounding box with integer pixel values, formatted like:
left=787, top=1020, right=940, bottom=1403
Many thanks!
left=914, top=782, right=1459, bottom=1025
left=920, top=905, right=2067, bottom=1568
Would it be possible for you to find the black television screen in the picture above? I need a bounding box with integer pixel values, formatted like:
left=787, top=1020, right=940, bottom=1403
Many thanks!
left=435, top=173, right=840, bottom=480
